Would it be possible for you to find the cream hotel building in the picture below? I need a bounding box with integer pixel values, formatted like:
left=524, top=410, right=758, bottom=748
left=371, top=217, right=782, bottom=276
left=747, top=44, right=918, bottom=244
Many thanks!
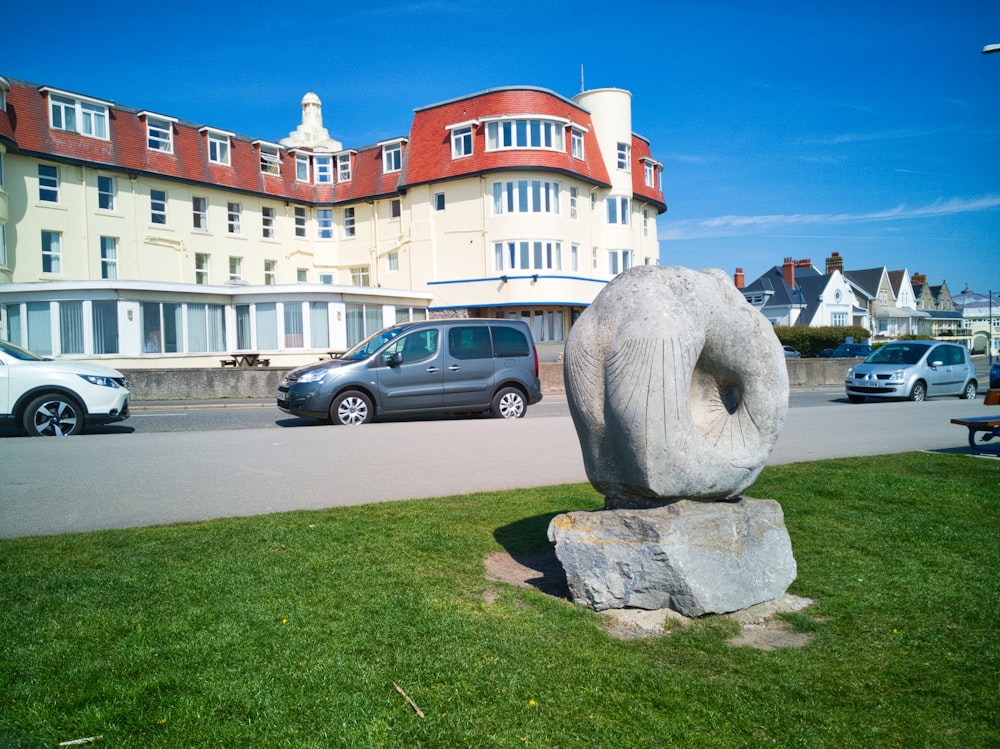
left=0, top=75, right=666, bottom=368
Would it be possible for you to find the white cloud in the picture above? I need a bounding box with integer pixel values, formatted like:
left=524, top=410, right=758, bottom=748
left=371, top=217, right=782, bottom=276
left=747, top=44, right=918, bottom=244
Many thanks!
left=661, top=195, right=1000, bottom=240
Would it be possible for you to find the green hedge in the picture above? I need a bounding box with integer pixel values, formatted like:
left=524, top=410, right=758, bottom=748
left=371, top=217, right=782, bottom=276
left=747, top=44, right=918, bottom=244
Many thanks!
left=773, top=326, right=871, bottom=357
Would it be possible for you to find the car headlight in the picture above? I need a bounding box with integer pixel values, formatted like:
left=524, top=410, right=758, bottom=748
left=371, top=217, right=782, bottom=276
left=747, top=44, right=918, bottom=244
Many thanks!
left=846, top=367, right=855, bottom=378
left=79, top=374, right=122, bottom=389
left=296, top=369, right=328, bottom=384
left=887, top=369, right=905, bottom=382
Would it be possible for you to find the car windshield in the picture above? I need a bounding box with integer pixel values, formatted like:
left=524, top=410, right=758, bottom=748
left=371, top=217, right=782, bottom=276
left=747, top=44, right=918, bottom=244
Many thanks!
left=0, top=339, right=44, bottom=361
left=340, top=325, right=412, bottom=361
left=866, top=344, right=929, bottom=366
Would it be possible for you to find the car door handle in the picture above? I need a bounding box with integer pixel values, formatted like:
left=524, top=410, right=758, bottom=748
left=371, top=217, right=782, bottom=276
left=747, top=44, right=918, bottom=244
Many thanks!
left=426, top=366, right=439, bottom=373
left=448, top=365, right=461, bottom=371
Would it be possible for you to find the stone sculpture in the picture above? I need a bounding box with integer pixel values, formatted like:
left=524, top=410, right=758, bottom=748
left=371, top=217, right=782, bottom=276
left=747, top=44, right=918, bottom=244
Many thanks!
left=548, top=265, right=796, bottom=616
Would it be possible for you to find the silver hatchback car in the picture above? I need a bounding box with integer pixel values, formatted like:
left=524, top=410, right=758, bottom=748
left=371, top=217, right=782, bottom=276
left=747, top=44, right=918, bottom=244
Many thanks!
left=845, top=341, right=977, bottom=403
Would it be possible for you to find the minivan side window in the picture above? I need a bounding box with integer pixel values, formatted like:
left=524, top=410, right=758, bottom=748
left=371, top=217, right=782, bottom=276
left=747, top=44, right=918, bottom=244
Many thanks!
left=947, top=345, right=966, bottom=366
left=491, top=325, right=529, bottom=357
left=383, top=329, right=438, bottom=364
left=449, top=327, right=492, bottom=359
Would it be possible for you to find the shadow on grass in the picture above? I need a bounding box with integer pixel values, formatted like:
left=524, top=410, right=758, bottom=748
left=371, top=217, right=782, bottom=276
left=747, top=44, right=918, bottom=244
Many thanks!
left=492, top=511, right=570, bottom=599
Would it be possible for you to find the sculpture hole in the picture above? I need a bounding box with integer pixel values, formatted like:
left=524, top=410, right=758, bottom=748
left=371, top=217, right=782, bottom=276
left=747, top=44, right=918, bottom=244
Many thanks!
left=719, top=382, right=741, bottom=414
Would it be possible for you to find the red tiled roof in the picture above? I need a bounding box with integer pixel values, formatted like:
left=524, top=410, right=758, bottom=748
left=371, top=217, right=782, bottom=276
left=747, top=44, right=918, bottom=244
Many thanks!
left=2, top=78, right=665, bottom=212
left=401, top=87, right=613, bottom=190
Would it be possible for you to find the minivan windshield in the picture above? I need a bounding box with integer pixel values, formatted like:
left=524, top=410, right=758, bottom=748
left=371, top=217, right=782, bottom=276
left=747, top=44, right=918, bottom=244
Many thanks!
left=340, top=325, right=412, bottom=361
left=865, top=342, right=930, bottom=366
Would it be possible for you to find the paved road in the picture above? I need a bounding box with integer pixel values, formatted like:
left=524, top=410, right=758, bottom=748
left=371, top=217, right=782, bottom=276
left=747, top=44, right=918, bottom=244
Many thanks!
left=1, top=394, right=994, bottom=539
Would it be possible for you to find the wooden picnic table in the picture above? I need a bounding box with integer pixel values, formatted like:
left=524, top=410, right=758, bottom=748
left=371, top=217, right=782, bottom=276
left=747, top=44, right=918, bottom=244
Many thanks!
left=220, top=353, right=270, bottom=367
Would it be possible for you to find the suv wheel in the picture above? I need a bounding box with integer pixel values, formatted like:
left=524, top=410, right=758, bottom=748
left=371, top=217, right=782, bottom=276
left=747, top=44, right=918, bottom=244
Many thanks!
left=331, top=390, right=373, bottom=425
left=491, top=387, right=526, bottom=419
left=24, top=393, right=84, bottom=436
left=909, top=381, right=927, bottom=402
left=960, top=381, right=977, bottom=400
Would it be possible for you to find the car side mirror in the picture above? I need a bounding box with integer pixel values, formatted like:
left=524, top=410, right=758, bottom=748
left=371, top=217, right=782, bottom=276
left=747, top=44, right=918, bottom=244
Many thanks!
left=930, top=360, right=944, bottom=368
left=387, top=351, right=403, bottom=367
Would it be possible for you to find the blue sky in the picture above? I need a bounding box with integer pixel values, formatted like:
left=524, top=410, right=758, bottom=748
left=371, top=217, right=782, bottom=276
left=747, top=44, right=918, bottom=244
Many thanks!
left=4, top=0, right=999, bottom=294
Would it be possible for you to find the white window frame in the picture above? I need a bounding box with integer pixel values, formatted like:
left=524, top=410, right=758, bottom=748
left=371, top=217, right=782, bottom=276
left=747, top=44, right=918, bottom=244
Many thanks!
left=314, top=155, right=333, bottom=184
left=294, top=206, right=307, bottom=237
left=606, top=196, right=630, bottom=225
left=201, top=128, right=233, bottom=166
left=617, top=142, right=631, bottom=171
left=227, top=202, right=241, bottom=234
left=571, top=128, right=585, bottom=159
left=229, top=256, right=243, bottom=282
left=140, top=112, right=176, bottom=153
left=295, top=153, right=310, bottom=182
left=493, top=240, right=563, bottom=272
left=192, top=196, right=208, bottom=230
left=569, top=186, right=578, bottom=219
left=195, top=253, right=209, bottom=284
left=492, top=180, right=561, bottom=215
left=98, top=175, right=116, bottom=211
left=100, top=236, right=118, bottom=280
left=343, top=206, right=356, bottom=237
left=262, top=206, right=276, bottom=239
left=350, top=266, right=371, bottom=287
left=38, top=164, right=59, bottom=203
left=264, top=259, right=277, bottom=285
left=43, top=89, right=111, bottom=140
left=434, top=192, right=445, bottom=211
left=608, top=249, right=634, bottom=276
left=256, top=142, right=281, bottom=176
left=387, top=252, right=399, bottom=272
left=337, top=152, right=352, bottom=182
left=0, top=221, right=7, bottom=268
left=483, top=116, right=568, bottom=152
left=150, top=189, right=167, bottom=225
left=317, top=208, right=334, bottom=239
left=381, top=141, right=403, bottom=173
left=42, top=230, right=62, bottom=273
left=450, top=125, right=474, bottom=158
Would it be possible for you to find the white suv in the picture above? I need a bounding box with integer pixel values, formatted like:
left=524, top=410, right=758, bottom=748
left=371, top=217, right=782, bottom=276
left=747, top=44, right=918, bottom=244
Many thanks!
left=0, top=340, right=131, bottom=436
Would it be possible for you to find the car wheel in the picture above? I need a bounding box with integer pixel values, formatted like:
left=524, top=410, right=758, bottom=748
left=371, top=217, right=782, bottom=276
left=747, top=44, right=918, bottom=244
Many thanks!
left=909, top=381, right=927, bottom=402
left=960, top=381, right=977, bottom=400
left=491, top=387, right=526, bottom=419
left=330, top=390, right=372, bottom=425
left=23, top=393, right=84, bottom=436
left=847, top=394, right=865, bottom=404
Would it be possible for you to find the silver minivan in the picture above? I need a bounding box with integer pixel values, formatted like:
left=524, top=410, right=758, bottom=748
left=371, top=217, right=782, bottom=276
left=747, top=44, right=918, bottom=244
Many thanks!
left=277, top=319, right=542, bottom=424
left=845, top=341, right=978, bottom=403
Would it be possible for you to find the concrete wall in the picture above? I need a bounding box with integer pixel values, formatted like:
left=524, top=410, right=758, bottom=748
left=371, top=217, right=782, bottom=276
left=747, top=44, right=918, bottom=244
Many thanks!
left=122, top=359, right=853, bottom=401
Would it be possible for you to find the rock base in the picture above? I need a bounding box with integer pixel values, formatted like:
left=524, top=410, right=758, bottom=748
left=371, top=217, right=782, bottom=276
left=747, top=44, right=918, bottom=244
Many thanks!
left=547, top=497, right=796, bottom=617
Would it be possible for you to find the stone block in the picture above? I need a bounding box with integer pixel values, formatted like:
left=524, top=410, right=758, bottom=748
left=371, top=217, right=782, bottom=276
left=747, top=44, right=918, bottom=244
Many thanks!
left=548, top=498, right=796, bottom=617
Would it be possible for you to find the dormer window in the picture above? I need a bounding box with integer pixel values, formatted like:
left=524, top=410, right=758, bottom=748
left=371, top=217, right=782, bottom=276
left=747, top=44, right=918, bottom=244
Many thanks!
left=571, top=128, right=585, bottom=159
left=200, top=127, right=233, bottom=166
left=254, top=141, right=282, bottom=176
left=641, top=157, right=662, bottom=189
left=337, top=152, right=353, bottom=182
left=295, top=153, right=310, bottom=182
left=446, top=120, right=477, bottom=159
left=483, top=116, right=567, bottom=152
left=381, top=140, right=403, bottom=173
left=314, top=154, right=333, bottom=184
left=41, top=88, right=111, bottom=140
left=139, top=112, right=176, bottom=153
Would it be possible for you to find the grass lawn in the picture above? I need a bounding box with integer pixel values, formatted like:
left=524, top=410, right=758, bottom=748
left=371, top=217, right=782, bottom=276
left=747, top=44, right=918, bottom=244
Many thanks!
left=1, top=452, right=997, bottom=748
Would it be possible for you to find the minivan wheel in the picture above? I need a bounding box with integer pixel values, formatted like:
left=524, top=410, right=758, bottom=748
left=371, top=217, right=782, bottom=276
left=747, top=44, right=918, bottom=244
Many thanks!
left=491, top=387, right=526, bottom=419
left=909, top=381, right=927, bottom=402
left=331, top=391, right=373, bottom=425
left=23, top=393, right=84, bottom=436
left=960, top=381, right=977, bottom=400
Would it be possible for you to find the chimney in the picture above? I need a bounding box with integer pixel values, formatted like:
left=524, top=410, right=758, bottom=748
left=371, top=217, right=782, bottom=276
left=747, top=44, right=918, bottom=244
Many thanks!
left=796, top=258, right=812, bottom=269
left=734, top=268, right=745, bottom=289
left=826, top=252, right=843, bottom=275
left=782, top=257, right=795, bottom=289
left=912, top=272, right=926, bottom=286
